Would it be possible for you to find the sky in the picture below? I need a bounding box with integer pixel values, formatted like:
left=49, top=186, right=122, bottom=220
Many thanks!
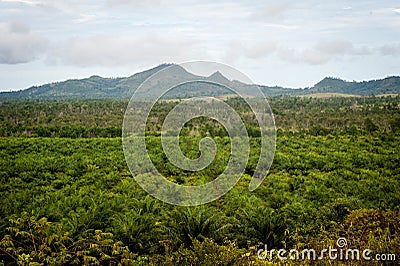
left=0, top=0, right=400, bottom=91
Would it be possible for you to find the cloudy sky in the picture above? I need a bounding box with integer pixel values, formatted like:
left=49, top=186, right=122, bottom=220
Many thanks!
left=1, top=0, right=400, bottom=91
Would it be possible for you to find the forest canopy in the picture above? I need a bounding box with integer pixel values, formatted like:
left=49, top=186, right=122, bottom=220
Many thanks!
left=0, top=95, right=399, bottom=265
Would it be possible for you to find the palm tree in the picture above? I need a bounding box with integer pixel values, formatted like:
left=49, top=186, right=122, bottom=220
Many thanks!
left=165, top=206, right=232, bottom=248
left=237, top=206, right=286, bottom=248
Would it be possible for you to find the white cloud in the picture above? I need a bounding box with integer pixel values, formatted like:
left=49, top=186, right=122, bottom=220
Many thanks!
left=278, top=48, right=330, bottom=65
left=105, top=0, right=161, bottom=7
left=315, top=40, right=370, bottom=55
left=250, top=2, right=290, bottom=20
left=277, top=40, right=371, bottom=65
left=315, top=40, right=354, bottom=54
left=245, top=42, right=277, bottom=59
left=1, top=0, right=40, bottom=5
left=261, top=23, right=299, bottom=30
left=222, top=40, right=277, bottom=65
left=223, top=38, right=371, bottom=66
left=72, top=14, right=98, bottom=24
left=0, top=22, right=47, bottom=64
left=49, top=34, right=198, bottom=67
left=0, top=0, right=400, bottom=90
left=380, top=43, right=400, bottom=56
left=222, top=41, right=244, bottom=65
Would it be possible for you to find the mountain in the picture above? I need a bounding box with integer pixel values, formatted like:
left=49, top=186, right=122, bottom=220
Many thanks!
left=1, top=65, right=399, bottom=100
left=308, top=76, right=400, bottom=95
left=0, top=64, right=240, bottom=100
left=207, top=71, right=231, bottom=84
left=0, top=64, right=173, bottom=100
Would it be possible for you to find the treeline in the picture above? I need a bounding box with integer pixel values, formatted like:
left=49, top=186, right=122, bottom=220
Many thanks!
left=0, top=125, right=121, bottom=138
left=269, top=95, right=400, bottom=133
left=1, top=96, right=399, bottom=137
left=0, top=99, right=126, bottom=128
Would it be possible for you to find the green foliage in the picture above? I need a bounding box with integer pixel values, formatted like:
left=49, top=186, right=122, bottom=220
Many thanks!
left=364, top=118, right=378, bottom=133
left=237, top=207, right=286, bottom=248
left=1, top=96, right=399, bottom=137
left=0, top=96, right=399, bottom=264
left=152, top=238, right=261, bottom=266
left=0, top=212, right=135, bottom=265
left=307, top=209, right=400, bottom=265
left=165, top=206, right=233, bottom=248
left=111, top=195, right=164, bottom=254
left=337, top=209, right=400, bottom=254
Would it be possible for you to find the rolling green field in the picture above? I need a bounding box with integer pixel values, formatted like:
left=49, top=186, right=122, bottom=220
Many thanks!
left=1, top=96, right=400, bottom=265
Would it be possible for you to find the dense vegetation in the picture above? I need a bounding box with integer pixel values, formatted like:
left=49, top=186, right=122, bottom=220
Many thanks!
left=1, top=95, right=399, bottom=265
left=1, top=96, right=399, bottom=137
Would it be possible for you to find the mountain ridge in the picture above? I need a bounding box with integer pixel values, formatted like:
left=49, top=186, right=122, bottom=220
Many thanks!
left=1, top=64, right=399, bottom=99
left=308, top=76, right=400, bottom=95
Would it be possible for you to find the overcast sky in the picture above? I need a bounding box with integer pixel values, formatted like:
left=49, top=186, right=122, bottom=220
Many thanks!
left=1, top=0, right=400, bottom=91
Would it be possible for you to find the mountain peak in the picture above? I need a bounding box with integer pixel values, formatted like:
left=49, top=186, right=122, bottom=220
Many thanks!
left=317, top=77, right=347, bottom=85
left=312, top=77, right=349, bottom=92
left=208, top=71, right=231, bottom=83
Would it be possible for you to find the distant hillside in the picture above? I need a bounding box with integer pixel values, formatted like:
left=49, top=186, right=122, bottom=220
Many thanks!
left=0, top=64, right=172, bottom=100
left=0, top=64, right=295, bottom=100
left=260, top=85, right=305, bottom=96
left=1, top=64, right=399, bottom=100
left=308, top=76, right=400, bottom=95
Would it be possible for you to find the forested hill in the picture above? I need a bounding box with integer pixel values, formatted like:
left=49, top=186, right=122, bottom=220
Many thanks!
left=308, top=76, right=400, bottom=95
left=0, top=64, right=173, bottom=100
left=1, top=63, right=399, bottom=99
